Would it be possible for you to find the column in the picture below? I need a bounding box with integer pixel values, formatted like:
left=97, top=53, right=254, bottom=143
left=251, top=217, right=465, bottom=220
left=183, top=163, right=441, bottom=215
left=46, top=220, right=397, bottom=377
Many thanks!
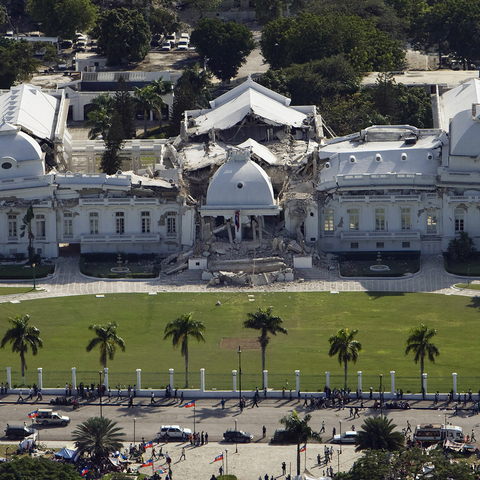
left=136, top=369, right=141, bottom=392
left=326, top=372, right=330, bottom=389
left=6, top=367, right=11, bottom=388
left=200, top=368, right=205, bottom=392
left=169, top=369, right=174, bottom=391
left=233, top=370, right=237, bottom=393
left=453, top=373, right=457, bottom=395
left=390, top=371, right=395, bottom=396
left=38, top=368, right=43, bottom=390
left=104, top=368, right=108, bottom=390
left=422, top=373, right=427, bottom=396
left=357, top=371, right=362, bottom=392
left=263, top=370, right=268, bottom=390
left=72, top=367, right=76, bottom=389
left=295, top=370, right=300, bottom=394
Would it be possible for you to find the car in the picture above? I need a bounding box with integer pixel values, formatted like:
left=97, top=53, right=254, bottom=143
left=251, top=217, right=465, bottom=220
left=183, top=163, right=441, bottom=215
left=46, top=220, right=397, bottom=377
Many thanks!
left=178, top=39, right=189, bottom=51
left=5, top=424, right=36, bottom=439
left=158, top=425, right=192, bottom=441
left=35, top=409, right=70, bottom=426
left=161, top=41, right=172, bottom=51
left=223, top=429, right=253, bottom=443
left=332, top=431, right=358, bottom=444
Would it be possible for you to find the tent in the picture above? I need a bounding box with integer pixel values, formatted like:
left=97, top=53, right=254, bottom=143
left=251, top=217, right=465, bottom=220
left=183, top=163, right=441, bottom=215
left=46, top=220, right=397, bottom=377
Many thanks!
left=55, top=447, right=76, bottom=460
left=293, top=469, right=332, bottom=480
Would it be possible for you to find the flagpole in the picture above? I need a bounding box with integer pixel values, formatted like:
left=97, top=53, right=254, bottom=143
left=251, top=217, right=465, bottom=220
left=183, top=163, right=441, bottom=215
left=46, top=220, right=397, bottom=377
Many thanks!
left=194, top=401, right=196, bottom=434
left=304, top=442, right=307, bottom=471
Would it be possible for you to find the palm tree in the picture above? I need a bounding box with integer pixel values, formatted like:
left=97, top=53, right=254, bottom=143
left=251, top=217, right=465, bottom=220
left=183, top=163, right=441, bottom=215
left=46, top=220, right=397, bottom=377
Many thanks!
left=355, top=417, right=405, bottom=452
left=86, top=322, right=126, bottom=368
left=244, top=307, right=287, bottom=388
left=164, top=313, right=206, bottom=388
left=0, top=314, right=43, bottom=385
left=280, top=410, right=320, bottom=475
left=73, top=417, right=125, bottom=465
left=328, top=328, right=362, bottom=390
left=177, top=63, right=212, bottom=107
left=405, top=324, right=439, bottom=392
left=85, top=93, right=115, bottom=139
left=133, top=85, right=164, bottom=138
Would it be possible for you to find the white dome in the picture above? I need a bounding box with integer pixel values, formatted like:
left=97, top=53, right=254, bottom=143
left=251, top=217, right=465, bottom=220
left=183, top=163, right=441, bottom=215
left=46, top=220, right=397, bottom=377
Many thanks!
left=206, top=153, right=275, bottom=208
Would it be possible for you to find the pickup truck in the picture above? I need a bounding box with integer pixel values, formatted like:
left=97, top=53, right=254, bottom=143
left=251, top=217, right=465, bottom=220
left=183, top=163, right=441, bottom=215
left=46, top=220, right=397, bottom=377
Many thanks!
left=35, top=409, right=70, bottom=426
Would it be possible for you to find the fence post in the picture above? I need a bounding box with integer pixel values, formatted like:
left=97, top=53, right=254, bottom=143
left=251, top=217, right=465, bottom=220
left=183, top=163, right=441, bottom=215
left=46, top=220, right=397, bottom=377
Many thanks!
left=72, top=367, right=76, bottom=390
left=295, top=370, right=300, bottom=394
left=136, top=369, right=141, bottom=392
left=200, top=368, right=205, bottom=392
left=390, top=371, right=395, bottom=396
left=169, top=369, right=174, bottom=391
left=422, top=373, right=427, bottom=398
left=357, top=371, right=362, bottom=393
left=232, top=370, right=237, bottom=393
left=104, top=368, right=108, bottom=390
left=6, top=367, right=11, bottom=388
left=38, top=368, right=43, bottom=390
left=326, top=371, right=330, bottom=389
left=263, top=370, right=268, bottom=390
left=453, top=372, right=457, bottom=395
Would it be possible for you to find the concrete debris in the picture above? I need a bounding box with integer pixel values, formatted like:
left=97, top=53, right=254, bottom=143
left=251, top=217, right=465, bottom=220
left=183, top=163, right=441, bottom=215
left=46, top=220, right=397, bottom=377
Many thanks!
left=165, top=262, right=188, bottom=275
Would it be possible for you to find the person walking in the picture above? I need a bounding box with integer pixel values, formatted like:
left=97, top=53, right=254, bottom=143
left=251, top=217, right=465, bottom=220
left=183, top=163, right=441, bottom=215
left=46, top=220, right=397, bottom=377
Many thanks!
left=263, top=426, right=267, bottom=438
left=320, top=420, right=325, bottom=433
left=151, top=391, right=155, bottom=404
left=282, top=462, right=286, bottom=476
left=252, top=396, right=259, bottom=408
left=406, top=421, right=412, bottom=433
left=332, top=426, right=336, bottom=437
left=18, top=390, right=23, bottom=402
left=205, top=432, right=208, bottom=444
left=180, top=447, right=186, bottom=460
left=221, top=398, right=226, bottom=409
left=472, top=429, right=476, bottom=443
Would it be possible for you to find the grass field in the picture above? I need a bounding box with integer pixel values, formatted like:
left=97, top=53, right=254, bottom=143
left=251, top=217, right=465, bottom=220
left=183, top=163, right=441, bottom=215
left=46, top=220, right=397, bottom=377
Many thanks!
left=0, top=292, right=479, bottom=394
left=456, top=284, right=480, bottom=291
left=0, top=287, right=33, bottom=296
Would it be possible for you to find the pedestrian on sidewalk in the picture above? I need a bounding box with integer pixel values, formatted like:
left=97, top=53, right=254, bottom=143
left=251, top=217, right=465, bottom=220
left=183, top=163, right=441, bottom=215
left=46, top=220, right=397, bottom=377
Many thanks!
left=18, top=390, right=23, bottom=402
left=320, top=420, right=325, bottom=433
left=282, top=462, right=286, bottom=475
left=472, top=429, right=476, bottom=442
left=151, top=391, right=155, bottom=404
left=180, top=447, right=186, bottom=460
left=406, top=421, right=411, bottom=433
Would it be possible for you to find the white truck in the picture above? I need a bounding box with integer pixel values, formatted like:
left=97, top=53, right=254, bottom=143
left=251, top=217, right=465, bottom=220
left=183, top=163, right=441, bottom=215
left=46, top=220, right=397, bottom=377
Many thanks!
left=35, top=409, right=70, bottom=426
left=414, top=423, right=464, bottom=442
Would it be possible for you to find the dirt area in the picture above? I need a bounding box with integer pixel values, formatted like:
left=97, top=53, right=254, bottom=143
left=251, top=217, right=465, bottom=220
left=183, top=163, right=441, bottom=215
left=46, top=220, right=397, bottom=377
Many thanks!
left=220, top=338, right=260, bottom=350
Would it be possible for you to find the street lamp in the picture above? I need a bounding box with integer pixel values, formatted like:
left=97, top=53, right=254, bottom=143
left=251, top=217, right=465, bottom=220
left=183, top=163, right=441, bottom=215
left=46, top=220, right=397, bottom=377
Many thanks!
left=99, top=371, right=103, bottom=418
left=225, top=448, right=228, bottom=475
left=379, top=374, right=384, bottom=418
left=32, top=263, right=36, bottom=290
left=133, top=417, right=136, bottom=447
left=339, top=420, right=342, bottom=453
left=234, top=418, right=238, bottom=454
left=238, top=346, right=242, bottom=411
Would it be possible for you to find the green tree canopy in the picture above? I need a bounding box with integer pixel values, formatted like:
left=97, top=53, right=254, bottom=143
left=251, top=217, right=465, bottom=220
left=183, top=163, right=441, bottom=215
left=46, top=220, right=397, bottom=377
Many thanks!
left=149, top=6, right=180, bottom=36
left=328, top=328, right=362, bottom=390
left=1, top=314, right=43, bottom=385
left=100, top=111, right=126, bottom=174
left=190, top=18, right=255, bottom=82
left=164, top=313, right=205, bottom=388
left=0, top=456, right=82, bottom=479
left=405, top=324, right=439, bottom=392
left=86, top=92, right=115, bottom=140
left=169, top=77, right=197, bottom=136
left=114, top=77, right=136, bottom=140
left=95, top=8, right=151, bottom=66
left=26, top=0, right=97, bottom=39
left=73, top=417, right=125, bottom=465
left=355, top=417, right=405, bottom=452
left=0, top=38, right=39, bottom=89
left=133, top=84, right=165, bottom=138
left=86, top=321, right=126, bottom=368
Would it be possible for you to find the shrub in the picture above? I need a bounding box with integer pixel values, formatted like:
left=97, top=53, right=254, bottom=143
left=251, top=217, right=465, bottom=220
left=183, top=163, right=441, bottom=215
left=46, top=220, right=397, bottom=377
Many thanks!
left=447, top=232, right=477, bottom=261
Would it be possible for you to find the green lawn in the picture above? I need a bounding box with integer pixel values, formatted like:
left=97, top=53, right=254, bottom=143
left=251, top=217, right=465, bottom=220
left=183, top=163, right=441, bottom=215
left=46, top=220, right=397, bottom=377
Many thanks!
left=455, top=284, right=480, bottom=290
left=0, top=287, right=33, bottom=296
left=0, top=292, right=478, bottom=394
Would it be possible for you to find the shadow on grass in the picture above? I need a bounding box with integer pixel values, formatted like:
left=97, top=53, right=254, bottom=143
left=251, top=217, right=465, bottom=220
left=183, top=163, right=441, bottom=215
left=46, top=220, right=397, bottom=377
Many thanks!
left=363, top=291, right=406, bottom=299
left=467, top=297, right=480, bottom=310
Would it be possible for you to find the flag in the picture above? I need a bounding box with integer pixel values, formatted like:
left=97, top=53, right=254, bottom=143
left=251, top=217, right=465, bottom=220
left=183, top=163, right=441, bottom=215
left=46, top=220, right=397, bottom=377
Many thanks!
left=185, top=401, right=195, bottom=408
left=28, top=410, right=37, bottom=418
left=300, top=444, right=306, bottom=452
left=81, top=468, right=88, bottom=477
left=214, top=453, right=223, bottom=463
left=156, top=468, right=166, bottom=474
left=144, top=441, right=153, bottom=449
left=141, top=460, right=153, bottom=467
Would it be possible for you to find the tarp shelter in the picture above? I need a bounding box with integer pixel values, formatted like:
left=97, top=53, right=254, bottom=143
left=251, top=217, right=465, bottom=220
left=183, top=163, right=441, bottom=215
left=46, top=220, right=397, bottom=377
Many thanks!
left=55, top=447, right=76, bottom=460
left=293, top=468, right=331, bottom=480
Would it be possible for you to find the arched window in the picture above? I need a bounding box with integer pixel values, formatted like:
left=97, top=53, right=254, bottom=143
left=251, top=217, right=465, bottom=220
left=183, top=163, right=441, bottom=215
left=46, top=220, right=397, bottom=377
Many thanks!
left=454, top=208, right=465, bottom=232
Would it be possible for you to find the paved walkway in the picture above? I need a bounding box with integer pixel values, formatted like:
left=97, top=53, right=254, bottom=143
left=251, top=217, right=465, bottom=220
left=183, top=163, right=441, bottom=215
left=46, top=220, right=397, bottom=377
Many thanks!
left=0, top=255, right=477, bottom=303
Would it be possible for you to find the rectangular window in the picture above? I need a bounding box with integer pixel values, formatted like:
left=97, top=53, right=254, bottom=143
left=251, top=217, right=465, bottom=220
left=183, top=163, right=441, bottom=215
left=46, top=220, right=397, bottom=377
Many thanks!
left=376, top=242, right=384, bottom=248
left=36, top=214, right=46, bottom=238
left=90, top=212, right=99, bottom=235
left=323, top=209, right=334, bottom=234
left=348, top=209, right=359, bottom=231
left=63, top=212, right=73, bottom=235
left=8, top=214, right=17, bottom=238
left=402, top=242, right=411, bottom=248
left=116, top=212, right=125, bottom=235
left=351, top=242, right=359, bottom=249
left=141, top=211, right=151, bottom=234
left=167, top=212, right=176, bottom=236
left=427, top=209, right=437, bottom=233
left=375, top=208, right=386, bottom=231
left=401, top=207, right=411, bottom=231
left=455, top=208, right=465, bottom=232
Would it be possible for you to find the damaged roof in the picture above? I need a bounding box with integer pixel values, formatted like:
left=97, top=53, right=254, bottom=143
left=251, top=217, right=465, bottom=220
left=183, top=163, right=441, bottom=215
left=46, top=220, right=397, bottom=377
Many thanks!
left=238, top=138, right=280, bottom=165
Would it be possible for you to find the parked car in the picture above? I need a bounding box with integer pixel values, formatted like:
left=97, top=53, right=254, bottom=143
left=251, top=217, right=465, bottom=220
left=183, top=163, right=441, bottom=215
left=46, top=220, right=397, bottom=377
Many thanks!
left=5, top=424, right=36, bottom=439
left=332, top=431, right=358, bottom=444
left=158, top=425, right=192, bottom=441
left=161, top=41, right=172, bottom=51
left=223, top=429, right=253, bottom=443
left=178, top=39, right=189, bottom=51
left=35, top=408, right=70, bottom=426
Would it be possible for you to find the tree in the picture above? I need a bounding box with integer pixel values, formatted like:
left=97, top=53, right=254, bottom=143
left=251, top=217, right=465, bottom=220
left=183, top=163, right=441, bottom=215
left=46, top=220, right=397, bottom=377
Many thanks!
left=95, top=8, right=151, bottom=66
left=177, top=63, right=212, bottom=108
left=355, top=417, right=404, bottom=452
left=190, top=18, right=255, bottom=83
left=187, top=0, right=222, bottom=12
left=73, top=417, right=125, bottom=465
left=328, top=328, right=362, bottom=390
left=280, top=410, right=320, bottom=475
left=114, top=78, right=136, bottom=140
left=86, top=93, right=115, bottom=140
left=20, top=205, right=35, bottom=261
left=164, top=313, right=205, bottom=388
left=243, top=307, right=287, bottom=388
left=149, top=6, right=179, bottom=36
left=100, top=111, right=126, bottom=174
left=0, top=38, right=39, bottom=89
left=1, top=314, right=43, bottom=385
left=169, top=78, right=197, bottom=136
left=255, top=0, right=284, bottom=25
left=447, top=231, right=477, bottom=261
left=151, top=77, right=174, bottom=130
left=26, top=0, right=97, bottom=39
left=133, top=85, right=164, bottom=138
left=86, top=321, right=126, bottom=368
left=0, top=456, right=82, bottom=479
left=405, top=324, right=439, bottom=392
